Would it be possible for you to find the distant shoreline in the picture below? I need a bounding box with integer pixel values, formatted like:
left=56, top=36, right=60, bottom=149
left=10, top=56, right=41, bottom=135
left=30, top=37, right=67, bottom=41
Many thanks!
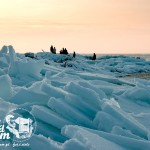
left=121, top=72, right=150, bottom=80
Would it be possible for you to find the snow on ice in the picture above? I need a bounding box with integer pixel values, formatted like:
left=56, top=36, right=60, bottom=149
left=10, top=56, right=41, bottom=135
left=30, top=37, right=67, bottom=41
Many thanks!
left=0, top=45, right=150, bottom=150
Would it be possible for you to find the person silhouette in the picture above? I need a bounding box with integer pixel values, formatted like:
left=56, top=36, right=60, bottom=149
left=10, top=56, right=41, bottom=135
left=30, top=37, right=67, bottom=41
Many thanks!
left=73, top=51, right=76, bottom=58
left=50, top=45, right=54, bottom=53
left=92, top=53, right=96, bottom=60
left=64, top=48, right=68, bottom=54
left=53, top=47, right=56, bottom=54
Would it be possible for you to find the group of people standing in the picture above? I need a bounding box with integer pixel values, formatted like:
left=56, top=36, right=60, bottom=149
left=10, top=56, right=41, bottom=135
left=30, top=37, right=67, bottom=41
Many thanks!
left=50, top=45, right=96, bottom=60
left=50, top=45, right=56, bottom=54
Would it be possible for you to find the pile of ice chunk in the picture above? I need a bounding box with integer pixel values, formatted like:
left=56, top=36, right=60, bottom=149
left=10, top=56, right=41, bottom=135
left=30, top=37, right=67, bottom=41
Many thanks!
left=0, top=46, right=150, bottom=150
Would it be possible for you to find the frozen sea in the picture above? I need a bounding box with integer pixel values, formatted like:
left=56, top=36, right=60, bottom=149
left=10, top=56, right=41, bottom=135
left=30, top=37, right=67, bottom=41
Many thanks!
left=0, top=45, right=150, bottom=150
left=96, top=54, right=150, bottom=61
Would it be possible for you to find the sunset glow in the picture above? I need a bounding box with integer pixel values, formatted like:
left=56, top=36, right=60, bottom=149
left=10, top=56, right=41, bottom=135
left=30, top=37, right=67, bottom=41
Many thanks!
left=0, top=0, right=150, bottom=53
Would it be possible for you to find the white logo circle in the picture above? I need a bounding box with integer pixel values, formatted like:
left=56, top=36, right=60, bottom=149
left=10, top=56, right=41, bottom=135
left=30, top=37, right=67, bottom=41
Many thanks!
left=4, top=108, right=36, bottom=142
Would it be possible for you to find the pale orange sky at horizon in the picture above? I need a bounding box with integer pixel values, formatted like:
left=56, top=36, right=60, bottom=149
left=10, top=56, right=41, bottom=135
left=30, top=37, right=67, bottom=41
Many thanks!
left=0, top=0, right=150, bottom=54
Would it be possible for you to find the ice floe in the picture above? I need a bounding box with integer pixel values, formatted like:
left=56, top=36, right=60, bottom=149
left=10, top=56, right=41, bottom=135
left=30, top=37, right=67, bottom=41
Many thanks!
left=0, top=46, right=150, bottom=149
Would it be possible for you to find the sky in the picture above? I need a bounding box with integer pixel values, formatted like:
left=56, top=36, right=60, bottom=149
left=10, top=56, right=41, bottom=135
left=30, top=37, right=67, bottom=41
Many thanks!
left=0, top=0, right=150, bottom=54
